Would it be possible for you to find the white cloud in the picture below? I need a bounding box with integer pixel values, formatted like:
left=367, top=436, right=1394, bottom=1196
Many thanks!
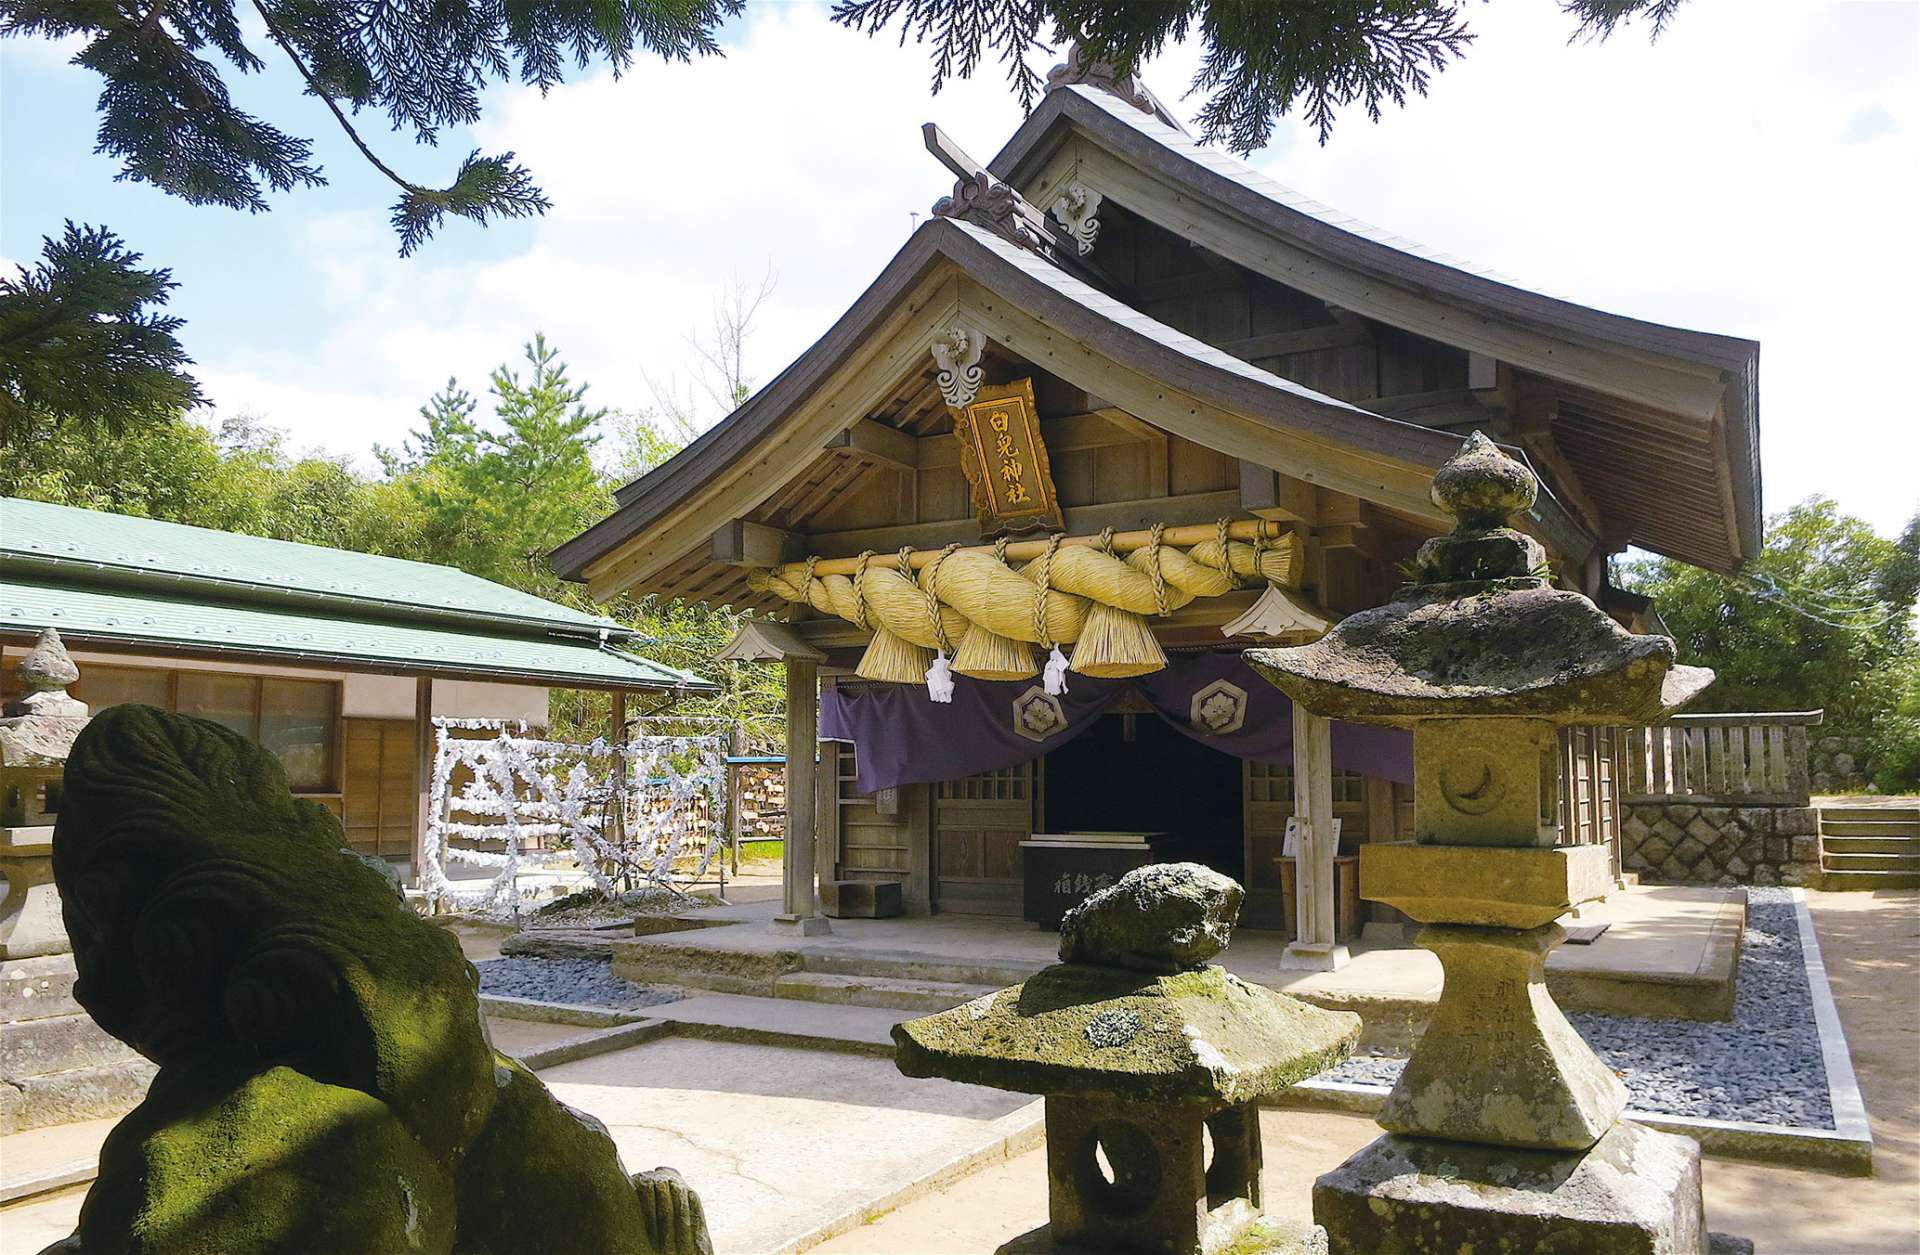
left=201, top=5, right=1049, bottom=461
left=198, top=1, right=1918, bottom=536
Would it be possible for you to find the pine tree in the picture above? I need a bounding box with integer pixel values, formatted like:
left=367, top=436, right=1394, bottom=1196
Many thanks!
left=387, top=335, right=611, bottom=592
left=0, top=223, right=203, bottom=444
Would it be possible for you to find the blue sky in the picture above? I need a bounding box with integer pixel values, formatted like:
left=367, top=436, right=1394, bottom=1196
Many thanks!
left=3, top=1, right=1916, bottom=539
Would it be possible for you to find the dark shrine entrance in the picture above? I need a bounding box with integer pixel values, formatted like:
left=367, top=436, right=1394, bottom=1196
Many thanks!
left=1043, top=710, right=1245, bottom=883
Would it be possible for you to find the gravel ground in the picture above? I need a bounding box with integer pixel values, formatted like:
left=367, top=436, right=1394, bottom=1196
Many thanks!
left=476, top=957, right=681, bottom=1011
left=1325, top=888, right=1835, bottom=1129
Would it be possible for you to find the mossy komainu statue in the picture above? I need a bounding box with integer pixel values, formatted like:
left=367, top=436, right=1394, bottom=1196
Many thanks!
left=44, top=705, right=712, bottom=1255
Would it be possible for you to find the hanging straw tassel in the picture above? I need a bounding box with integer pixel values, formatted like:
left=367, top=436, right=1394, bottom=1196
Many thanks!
left=952, top=536, right=1038, bottom=680
left=1071, top=603, right=1167, bottom=677
left=858, top=629, right=933, bottom=683
left=953, top=624, right=1038, bottom=680
left=847, top=550, right=935, bottom=683
left=1071, top=525, right=1170, bottom=678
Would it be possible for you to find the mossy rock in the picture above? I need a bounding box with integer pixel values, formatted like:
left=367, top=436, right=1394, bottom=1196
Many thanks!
left=48, top=706, right=710, bottom=1255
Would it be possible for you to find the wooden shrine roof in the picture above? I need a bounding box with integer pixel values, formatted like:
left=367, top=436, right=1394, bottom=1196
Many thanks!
left=551, top=217, right=1595, bottom=604
left=988, top=85, right=1761, bottom=571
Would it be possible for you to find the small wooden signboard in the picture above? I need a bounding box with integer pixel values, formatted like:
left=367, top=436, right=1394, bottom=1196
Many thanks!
left=952, top=377, right=1065, bottom=536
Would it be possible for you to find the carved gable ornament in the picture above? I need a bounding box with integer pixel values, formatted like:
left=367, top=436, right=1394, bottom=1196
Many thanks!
left=952, top=377, right=1065, bottom=537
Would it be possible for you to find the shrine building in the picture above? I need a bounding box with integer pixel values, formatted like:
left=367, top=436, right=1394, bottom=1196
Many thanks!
left=552, top=56, right=1760, bottom=962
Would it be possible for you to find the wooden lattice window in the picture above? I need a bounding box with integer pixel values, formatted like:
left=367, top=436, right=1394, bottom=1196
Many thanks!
left=1246, top=760, right=1291, bottom=803
left=1245, top=762, right=1364, bottom=806
left=938, top=764, right=1031, bottom=802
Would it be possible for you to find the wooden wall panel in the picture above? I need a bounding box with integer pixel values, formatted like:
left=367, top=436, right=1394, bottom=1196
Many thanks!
left=933, top=762, right=1035, bottom=916
left=1168, top=434, right=1239, bottom=495
left=342, top=718, right=416, bottom=860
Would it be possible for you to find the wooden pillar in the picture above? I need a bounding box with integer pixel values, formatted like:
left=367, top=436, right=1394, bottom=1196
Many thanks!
left=609, top=691, right=628, bottom=883
left=727, top=722, right=747, bottom=876
left=775, top=658, right=830, bottom=935
left=1283, top=705, right=1347, bottom=970
left=413, top=676, right=434, bottom=890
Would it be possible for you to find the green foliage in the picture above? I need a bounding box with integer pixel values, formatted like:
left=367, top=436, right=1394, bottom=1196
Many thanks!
left=4, top=334, right=783, bottom=751
left=1620, top=498, right=1920, bottom=789
left=1871, top=653, right=1920, bottom=793
left=0, top=223, right=204, bottom=444
left=3, top=0, right=742, bottom=254
left=834, top=0, right=1688, bottom=151
left=381, top=335, right=612, bottom=594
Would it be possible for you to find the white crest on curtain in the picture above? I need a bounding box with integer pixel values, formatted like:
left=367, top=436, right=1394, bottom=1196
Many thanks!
left=421, top=717, right=726, bottom=911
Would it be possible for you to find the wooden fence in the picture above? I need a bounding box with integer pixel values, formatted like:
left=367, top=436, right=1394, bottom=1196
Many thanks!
left=1622, top=711, right=1823, bottom=807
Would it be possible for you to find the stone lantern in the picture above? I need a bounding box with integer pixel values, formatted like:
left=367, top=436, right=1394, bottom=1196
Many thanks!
left=895, top=863, right=1360, bottom=1254
left=1, top=628, right=90, bottom=958
left=1247, top=433, right=1718, bottom=1253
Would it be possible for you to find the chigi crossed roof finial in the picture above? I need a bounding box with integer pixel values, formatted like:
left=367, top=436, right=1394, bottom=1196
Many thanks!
left=922, top=122, right=1061, bottom=255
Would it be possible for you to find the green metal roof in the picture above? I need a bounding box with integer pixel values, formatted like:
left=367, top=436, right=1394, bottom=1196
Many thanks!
left=0, top=576, right=710, bottom=691
left=0, top=498, right=710, bottom=692
left=2, top=496, right=625, bottom=635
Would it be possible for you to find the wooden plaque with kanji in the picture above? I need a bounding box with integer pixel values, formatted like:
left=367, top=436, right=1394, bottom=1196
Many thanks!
left=952, top=377, right=1065, bottom=536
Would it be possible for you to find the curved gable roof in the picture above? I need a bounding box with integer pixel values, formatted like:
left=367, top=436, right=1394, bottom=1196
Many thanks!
left=554, top=216, right=1592, bottom=591
left=989, top=86, right=1761, bottom=570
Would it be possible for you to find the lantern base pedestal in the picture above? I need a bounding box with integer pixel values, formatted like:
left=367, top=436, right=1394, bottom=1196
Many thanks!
left=998, top=1215, right=1327, bottom=1255
left=1313, top=1122, right=1728, bottom=1255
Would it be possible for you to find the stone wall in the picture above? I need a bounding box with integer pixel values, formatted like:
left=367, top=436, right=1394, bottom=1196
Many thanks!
left=1621, top=801, right=1821, bottom=887
left=1809, top=733, right=1876, bottom=794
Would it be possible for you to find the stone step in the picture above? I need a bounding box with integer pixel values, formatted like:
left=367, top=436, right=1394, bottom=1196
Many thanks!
left=1, top=1012, right=139, bottom=1078
left=1821, top=835, right=1920, bottom=854
left=772, top=971, right=996, bottom=1013
left=1, top=954, right=81, bottom=1024
left=1819, top=806, right=1920, bottom=823
left=0, top=1057, right=157, bottom=1135
left=611, top=938, right=802, bottom=996
left=1819, top=852, right=1920, bottom=873
left=1820, top=868, right=1920, bottom=891
left=499, top=928, right=619, bottom=961
left=1819, top=819, right=1920, bottom=838
left=800, top=949, right=1040, bottom=989
left=638, top=992, right=900, bottom=1055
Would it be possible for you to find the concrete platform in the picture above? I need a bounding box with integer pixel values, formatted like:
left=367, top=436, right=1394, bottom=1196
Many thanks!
left=610, top=884, right=1747, bottom=1047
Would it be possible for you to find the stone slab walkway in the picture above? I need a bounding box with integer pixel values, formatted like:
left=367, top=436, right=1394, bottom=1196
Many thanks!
left=539, top=1037, right=1040, bottom=1255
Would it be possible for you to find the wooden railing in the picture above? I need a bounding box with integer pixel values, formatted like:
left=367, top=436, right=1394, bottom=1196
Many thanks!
left=1622, top=711, right=1824, bottom=807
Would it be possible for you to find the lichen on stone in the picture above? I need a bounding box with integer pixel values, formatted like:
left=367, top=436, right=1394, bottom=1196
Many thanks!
left=1084, top=1008, right=1142, bottom=1049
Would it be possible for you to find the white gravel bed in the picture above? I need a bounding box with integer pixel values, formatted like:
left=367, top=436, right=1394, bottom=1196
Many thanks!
left=1324, top=888, right=1835, bottom=1129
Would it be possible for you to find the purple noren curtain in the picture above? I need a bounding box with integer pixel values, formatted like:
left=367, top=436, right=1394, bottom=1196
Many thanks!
left=818, top=652, right=1411, bottom=794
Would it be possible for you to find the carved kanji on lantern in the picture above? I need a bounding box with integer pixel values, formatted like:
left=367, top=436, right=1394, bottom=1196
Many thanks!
left=951, top=377, right=1064, bottom=536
